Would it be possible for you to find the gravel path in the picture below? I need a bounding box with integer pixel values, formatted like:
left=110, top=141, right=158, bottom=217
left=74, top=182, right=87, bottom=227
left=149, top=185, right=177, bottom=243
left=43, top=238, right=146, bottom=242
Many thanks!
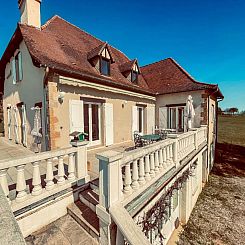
left=178, top=143, right=245, bottom=245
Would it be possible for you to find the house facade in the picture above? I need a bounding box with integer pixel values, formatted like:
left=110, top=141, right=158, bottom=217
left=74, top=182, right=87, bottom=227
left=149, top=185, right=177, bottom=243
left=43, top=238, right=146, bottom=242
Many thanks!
left=0, top=1, right=224, bottom=244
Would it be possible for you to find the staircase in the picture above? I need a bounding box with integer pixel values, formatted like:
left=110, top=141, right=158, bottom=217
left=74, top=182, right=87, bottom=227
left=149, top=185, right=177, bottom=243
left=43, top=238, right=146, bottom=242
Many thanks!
left=68, top=178, right=100, bottom=242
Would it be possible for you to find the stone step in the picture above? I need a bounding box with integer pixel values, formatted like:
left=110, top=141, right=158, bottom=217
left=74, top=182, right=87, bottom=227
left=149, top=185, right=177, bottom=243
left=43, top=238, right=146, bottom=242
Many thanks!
left=67, top=201, right=100, bottom=241
left=90, top=178, right=99, bottom=192
left=79, top=188, right=99, bottom=212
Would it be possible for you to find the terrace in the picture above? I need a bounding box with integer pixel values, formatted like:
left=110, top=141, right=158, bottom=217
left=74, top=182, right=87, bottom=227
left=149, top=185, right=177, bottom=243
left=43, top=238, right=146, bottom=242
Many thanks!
left=0, top=126, right=207, bottom=244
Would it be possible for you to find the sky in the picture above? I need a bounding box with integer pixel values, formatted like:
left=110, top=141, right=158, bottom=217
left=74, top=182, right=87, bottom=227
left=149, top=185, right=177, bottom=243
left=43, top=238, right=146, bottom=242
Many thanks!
left=0, top=0, right=245, bottom=111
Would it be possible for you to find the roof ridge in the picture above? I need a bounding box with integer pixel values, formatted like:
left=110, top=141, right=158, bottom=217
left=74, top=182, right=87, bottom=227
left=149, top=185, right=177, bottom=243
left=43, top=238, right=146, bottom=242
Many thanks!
left=141, top=57, right=172, bottom=68
left=169, top=58, right=217, bottom=87
left=41, top=15, right=60, bottom=30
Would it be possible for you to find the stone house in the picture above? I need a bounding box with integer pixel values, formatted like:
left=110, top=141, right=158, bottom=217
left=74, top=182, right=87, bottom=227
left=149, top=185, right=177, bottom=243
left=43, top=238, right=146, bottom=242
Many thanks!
left=0, top=1, right=224, bottom=244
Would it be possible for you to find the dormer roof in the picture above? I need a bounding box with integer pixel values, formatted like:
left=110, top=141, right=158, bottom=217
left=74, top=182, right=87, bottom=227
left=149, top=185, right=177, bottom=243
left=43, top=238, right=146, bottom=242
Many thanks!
left=119, top=59, right=140, bottom=74
left=87, top=42, right=115, bottom=63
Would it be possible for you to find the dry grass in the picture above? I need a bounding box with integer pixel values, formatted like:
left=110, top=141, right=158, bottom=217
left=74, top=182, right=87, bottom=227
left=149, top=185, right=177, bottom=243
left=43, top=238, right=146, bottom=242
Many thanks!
left=178, top=143, right=245, bottom=245
left=218, top=115, right=245, bottom=147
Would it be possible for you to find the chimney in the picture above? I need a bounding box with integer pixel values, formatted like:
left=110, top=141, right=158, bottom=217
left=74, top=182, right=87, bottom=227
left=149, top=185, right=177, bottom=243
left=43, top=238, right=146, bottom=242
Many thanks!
left=18, top=0, right=41, bottom=28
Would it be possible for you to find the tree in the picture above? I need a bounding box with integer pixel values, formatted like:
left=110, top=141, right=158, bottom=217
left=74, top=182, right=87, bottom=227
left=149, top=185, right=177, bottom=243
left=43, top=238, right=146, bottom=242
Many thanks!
left=228, top=107, right=239, bottom=115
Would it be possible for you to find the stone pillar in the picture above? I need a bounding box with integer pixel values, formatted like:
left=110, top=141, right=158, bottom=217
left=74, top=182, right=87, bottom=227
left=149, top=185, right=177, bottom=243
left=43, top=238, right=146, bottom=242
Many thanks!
left=71, top=141, right=90, bottom=185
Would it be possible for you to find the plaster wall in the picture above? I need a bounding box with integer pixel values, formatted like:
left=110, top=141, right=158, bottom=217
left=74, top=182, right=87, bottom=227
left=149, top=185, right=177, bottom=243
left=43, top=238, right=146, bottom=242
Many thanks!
left=155, top=90, right=204, bottom=128
left=3, top=41, right=45, bottom=150
left=47, top=77, right=155, bottom=149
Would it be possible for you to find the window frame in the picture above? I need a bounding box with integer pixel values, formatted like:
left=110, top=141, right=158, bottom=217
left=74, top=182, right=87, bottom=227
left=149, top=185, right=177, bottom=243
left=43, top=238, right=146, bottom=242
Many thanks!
left=99, top=56, right=111, bottom=76
left=12, top=51, right=23, bottom=84
left=131, top=70, right=138, bottom=83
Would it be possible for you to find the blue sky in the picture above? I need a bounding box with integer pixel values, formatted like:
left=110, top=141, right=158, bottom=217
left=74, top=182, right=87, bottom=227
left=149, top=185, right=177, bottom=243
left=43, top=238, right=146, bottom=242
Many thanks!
left=1, top=0, right=244, bottom=110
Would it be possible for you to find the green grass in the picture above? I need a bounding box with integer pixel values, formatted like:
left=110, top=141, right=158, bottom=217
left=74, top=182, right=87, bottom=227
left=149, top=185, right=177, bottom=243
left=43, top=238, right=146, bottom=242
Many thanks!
left=218, top=115, right=245, bottom=147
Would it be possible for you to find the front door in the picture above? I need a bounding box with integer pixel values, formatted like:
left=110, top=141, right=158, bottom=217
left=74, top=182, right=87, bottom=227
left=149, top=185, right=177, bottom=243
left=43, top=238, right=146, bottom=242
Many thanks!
left=84, top=102, right=101, bottom=146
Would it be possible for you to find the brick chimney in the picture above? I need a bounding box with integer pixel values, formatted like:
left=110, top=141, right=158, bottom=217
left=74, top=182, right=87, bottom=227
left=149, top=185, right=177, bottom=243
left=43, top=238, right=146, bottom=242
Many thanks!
left=18, top=0, right=41, bottom=28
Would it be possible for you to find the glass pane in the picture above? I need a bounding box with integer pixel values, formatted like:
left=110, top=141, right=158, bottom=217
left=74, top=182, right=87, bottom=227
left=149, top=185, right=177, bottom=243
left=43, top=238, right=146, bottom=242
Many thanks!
left=138, top=108, right=143, bottom=133
left=132, top=71, right=138, bottom=82
left=101, top=58, right=110, bottom=75
left=178, top=108, right=184, bottom=131
left=171, top=108, right=176, bottom=129
left=84, top=104, right=89, bottom=140
left=92, top=104, right=99, bottom=141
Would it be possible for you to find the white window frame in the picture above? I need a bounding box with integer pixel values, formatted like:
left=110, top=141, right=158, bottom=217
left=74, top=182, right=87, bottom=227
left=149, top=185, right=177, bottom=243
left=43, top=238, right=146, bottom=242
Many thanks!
left=84, top=102, right=102, bottom=147
left=168, top=106, right=184, bottom=131
left=137, top=106, right=144, bottom=134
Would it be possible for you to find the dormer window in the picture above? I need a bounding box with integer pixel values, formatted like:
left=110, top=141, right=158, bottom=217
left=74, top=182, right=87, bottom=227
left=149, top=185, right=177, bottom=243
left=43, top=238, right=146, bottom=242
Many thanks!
left=87, top=42, right=114, bottom=77
left=100, top=57, right=110, bottom=76
left=131, top=70, right=138, bottom=83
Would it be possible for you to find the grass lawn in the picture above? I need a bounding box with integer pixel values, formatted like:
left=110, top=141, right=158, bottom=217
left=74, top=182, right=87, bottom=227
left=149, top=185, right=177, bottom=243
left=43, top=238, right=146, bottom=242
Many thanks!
left=178, top=143, right=245, bottom=245
left=218, top=115, right=245, bottom=147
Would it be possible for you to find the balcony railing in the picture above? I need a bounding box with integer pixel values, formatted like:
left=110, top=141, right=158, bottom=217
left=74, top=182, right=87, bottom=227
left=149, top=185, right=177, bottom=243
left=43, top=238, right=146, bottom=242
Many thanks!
left=96, top=126, right=207, bottom=244
left=0, top=142, right=89, bottom=212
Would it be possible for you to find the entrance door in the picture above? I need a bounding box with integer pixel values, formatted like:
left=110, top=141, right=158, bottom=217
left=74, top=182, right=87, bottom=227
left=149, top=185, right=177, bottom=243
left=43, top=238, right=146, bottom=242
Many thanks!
left=84, top=102, right=101, bottom=146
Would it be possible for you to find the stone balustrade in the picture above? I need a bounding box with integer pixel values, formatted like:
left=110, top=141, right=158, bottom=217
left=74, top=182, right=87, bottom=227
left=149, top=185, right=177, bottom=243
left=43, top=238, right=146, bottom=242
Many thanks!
left=96, top=126, right=207, bottom=245
left=0, top=141, right=89, bottom=211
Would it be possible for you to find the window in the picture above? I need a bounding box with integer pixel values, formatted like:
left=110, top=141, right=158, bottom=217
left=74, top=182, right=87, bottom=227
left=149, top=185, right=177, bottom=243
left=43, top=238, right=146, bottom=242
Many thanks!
left=131, top=70, right=138, bottom=83
left=168, top=106, right=184, bottom=131
left=137, top=107, right=144, bottom=134
left=12, top=52, right=23, bottom=84
left=100, top=57, right=110, bottom=76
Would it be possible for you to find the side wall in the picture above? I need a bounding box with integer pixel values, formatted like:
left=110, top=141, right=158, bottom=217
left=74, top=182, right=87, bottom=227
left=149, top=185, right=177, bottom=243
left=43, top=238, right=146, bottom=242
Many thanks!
left=155, top=90, right=205, bottom=128
left=3, top=41, right=45, bottom=149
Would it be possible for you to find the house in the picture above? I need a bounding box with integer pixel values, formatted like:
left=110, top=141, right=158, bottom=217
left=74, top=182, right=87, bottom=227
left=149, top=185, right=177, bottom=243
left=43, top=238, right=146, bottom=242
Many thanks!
left=0, top=1, right=224, bottom=245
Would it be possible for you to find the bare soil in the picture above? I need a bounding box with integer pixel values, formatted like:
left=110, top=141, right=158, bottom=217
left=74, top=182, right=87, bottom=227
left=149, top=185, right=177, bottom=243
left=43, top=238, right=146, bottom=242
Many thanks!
left=178, top=143, right=245, bottom=245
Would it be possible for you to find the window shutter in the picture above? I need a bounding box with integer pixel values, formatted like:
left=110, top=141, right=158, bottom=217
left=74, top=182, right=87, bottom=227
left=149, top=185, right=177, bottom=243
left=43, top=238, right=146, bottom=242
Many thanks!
left=18, top=52, right=23, bottom=81
left=69, top=100, right=84, bottom=133
left=7, top=107, right=12, bottom=140
left=22, top=105, right=27, bottom=146
left=104, top=103, right=114, bottom=146
left=146, top=105, right=155, bottom=134
left=159, top=107, right=168, bottom=129
left=132, top=106, right=138, bottom=139
left=12, top=59, right=16, bottom=84
left=13, top=107, right=19, bottom=144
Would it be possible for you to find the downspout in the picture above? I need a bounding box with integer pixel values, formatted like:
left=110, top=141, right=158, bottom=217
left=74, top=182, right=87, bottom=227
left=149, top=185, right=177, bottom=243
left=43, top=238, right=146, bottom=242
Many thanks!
left=43, top=66, right=50, bottom=151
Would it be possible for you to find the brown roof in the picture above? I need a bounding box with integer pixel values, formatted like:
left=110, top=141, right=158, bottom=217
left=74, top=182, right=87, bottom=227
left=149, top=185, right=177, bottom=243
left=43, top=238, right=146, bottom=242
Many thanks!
left=0, top=15, right=223, bottom=98
left=141, top=58, right=223, bottom=98
left=18, top=16, right=152, bottom=95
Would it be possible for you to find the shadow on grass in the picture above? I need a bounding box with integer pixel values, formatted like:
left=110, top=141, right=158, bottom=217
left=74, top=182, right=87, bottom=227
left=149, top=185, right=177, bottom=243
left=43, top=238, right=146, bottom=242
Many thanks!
left=214, top=143, right=245, bottom=178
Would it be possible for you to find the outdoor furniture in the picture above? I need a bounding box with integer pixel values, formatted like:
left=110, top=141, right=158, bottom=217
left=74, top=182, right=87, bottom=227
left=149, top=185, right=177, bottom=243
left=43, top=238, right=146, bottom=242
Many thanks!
left=134, top=132, right=161, bottom=148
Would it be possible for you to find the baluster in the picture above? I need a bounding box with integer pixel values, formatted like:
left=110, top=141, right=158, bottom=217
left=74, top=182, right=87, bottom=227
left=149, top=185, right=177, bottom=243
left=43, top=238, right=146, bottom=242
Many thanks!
left=16, top=165, right=27, bottom=202
left=159, top=149, right=163, bottom=171
left=144, top=155, right=151, bottom=181
left=163, top=147, right=167, bottom=168
left=0, top=169, right=10, bottom=200
left=150, top=153, right=155, bottom=177
left=166, top=146, right=170, bottom=165
left=138, top=157, right=145, bottom=185
left=68, top=153, right=76, bottom=181
left=169, top=144, right=173, bottom=164
left=46, top=158, right=54, bottom=190
left=57, top=156, right=65, bottom=185
left=154, top=151, right=160, bottom=172
left=124, top=162, right=132, bottom=194
left=32, top=161, right=42, bottom=195
left=132, top=159, right=139, bottom=190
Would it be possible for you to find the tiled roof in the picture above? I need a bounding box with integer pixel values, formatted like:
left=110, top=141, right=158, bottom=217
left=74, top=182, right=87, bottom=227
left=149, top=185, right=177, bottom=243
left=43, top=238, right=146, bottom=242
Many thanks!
left=141, top=58, right=223, bottom=97
left=119, top=59, right=138, bottom=73
left=0, top=15, right=223, bottom=98
left=19, top=16, right=152, bottom=95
